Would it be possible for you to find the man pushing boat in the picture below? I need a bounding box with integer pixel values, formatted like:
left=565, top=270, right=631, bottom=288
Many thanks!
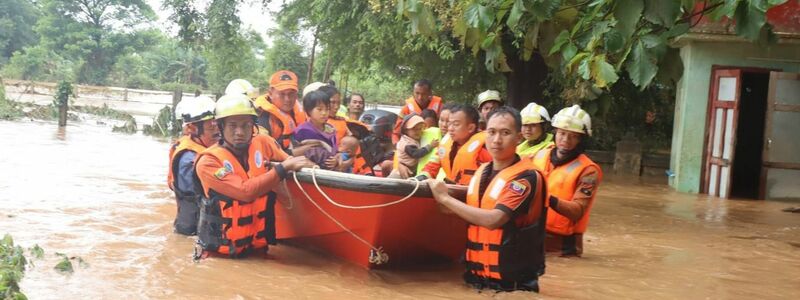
left=427, top=107, right=547, bottom=293
left=194, top=94, right=314, bottom=258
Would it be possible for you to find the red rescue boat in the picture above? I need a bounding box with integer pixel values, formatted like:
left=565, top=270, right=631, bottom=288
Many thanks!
left=274, top=167, right=467, bottom=269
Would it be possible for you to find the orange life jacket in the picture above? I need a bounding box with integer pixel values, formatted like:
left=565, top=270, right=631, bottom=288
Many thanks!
left=464, top=160, right=547, bottom=282
left=254, top=96, right=306, bottom=151
left=167, top=135, right=207, bottom=191
left=167, top=135, right=208, bottom=235
left=403, top=96, right=443, bottom=115
left=352, top=146, right=374, bottom=176
left=393, top=96, right=444, bottom=143
left=439, top=131, right=487, bottom=185
left=195, top=136, right=277, bottom=257
left=327, top=116, right=349, bottom=144
left=531, top=148, right=602, bottom=236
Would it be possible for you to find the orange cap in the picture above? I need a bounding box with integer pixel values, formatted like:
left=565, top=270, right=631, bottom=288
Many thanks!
left=269, top=70, right=298, bottom=91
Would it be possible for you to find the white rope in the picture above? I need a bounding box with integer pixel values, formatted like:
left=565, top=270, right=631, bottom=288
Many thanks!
left=291, top=171, right=389, bottom=264
left=277, top=178, right=294, bottom=210
left=308, top=166, right=421, bottom=209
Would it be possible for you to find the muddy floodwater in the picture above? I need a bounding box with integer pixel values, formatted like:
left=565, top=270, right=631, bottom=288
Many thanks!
left=1, top=120, right=799, bottom=299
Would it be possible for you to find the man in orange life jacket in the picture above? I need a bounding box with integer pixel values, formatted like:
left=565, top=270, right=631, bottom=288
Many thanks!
left=428, top=107, right=547, bottom=292
left=530, top=105, right=602, bottom=257
left=416, top=104, right=491, bottom=185
left=393, top=79, right=444, bottom=143
left=195, top=94, right=314, bottom=258
left=167, top=96, right=220, bottom=235
left=253, top=70, right=320, bottom=156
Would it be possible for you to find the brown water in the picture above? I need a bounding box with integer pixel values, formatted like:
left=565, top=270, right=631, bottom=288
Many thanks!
left=1, top=120, right=798, bottom=299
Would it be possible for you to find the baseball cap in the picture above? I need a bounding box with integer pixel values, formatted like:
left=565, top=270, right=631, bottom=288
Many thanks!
left=403, top=114, right=425, bottom=130
left=269, top=70, right=299, bottom=91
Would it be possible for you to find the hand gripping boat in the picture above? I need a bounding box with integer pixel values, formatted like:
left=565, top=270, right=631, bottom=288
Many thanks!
left=274, top=167, right=467, bottom=268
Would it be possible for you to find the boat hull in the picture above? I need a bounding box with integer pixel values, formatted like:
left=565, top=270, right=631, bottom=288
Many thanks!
left=274, top=169, right=467, bottom=269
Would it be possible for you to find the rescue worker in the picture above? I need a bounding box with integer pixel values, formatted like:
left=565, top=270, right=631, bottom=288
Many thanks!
left=428, top=106, right=547, bottom=292
left=393, top=79, right=444, bottom=143
left=167, top=96, right=219, bottom=235
left=194, top=94, right=314, bottom=258
left=516, top=102, right=554, bottom=156
left=530, top=105, right=602, bottom=257
left=225, top=79, right=259, bottom=101
left=417, top=104, right=491, bottom=185
left=253, top=70, right=317, bottom=156
left=476, top=90, right=503, bottom=130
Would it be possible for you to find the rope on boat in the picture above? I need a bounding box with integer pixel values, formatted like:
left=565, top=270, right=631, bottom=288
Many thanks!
left=308, top=166, right=421, bottom=209
left=291, top=169, right=391, bottom=265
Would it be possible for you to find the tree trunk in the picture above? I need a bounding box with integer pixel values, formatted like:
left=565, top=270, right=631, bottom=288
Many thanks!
left=503, top=52, right=548, bottom=110
left=322, top=56, right=333, bottom=83
left=306, top=28, right=319, bottom=87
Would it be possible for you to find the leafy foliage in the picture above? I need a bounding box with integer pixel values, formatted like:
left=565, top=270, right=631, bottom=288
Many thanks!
left=0, top=0, right=40, bottom=65
left=33, top=0, right=159, bottom=85
left=391, top=0, right=787, bottom=93
left=1, top=234, right=31, bottom=299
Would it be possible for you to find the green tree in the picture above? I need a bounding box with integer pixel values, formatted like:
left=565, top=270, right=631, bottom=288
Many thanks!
left=278, top=0, right=504, bottom=104
left=1, top=45, right=75, bottom=81
left=34, top=0, right=158, bottom=85
left=390, top=0, right=788, bottom=107
left=204, top=0, right=263, bottom=92
left=0, top=0, right=40, bottom=65
left=264, top=27, right=309, bottom=87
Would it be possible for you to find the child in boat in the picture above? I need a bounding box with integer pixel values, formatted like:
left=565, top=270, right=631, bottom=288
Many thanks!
left=389, top=114, right=439, bottom=179
left=293, top=90, right=341, bottom=170
left=421, top=109, right=438, bottom=128
left=338, top=135, right=359, bottom=173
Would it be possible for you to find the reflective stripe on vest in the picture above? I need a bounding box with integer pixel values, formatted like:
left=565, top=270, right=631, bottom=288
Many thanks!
left=516, top=133, right=554, bottom=157
left=531, top=148, right=602, bottom=236
left=196, top=136, right=275, bottom=256
left=464, top=160, right=547, bottom=281
left=417, top=127, right=442, bottom=175
left=439, top=131, right=486, bottom=185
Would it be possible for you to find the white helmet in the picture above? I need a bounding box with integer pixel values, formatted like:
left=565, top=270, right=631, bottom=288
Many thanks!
left=225, top=79, right=259, bottom=100
left=520, top=102, right=551, bottom=125
left=303, top=81, right=328, bottom=97
left=176, top=96, right=216, bottom=124
left=476, top=89, right=503, bottom=107
left=552, top=104, right=592, bottom=136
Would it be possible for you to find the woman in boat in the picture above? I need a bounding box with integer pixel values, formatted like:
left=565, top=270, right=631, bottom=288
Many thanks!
left=194, top=94, right=314, bottom=258
left=428, top=107, right=547, bottom=292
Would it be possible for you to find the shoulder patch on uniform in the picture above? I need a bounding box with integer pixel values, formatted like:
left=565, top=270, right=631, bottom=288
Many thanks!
left=510, top=180, right=527, bottom=195
left=214, top=167, right=231, bottom=180
left=222, top=160, right=234, bottom=172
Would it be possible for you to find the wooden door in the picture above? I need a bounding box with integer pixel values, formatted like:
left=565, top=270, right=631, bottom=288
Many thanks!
left=704, top=69, right=741, bottom=198
left=760, top=72, right=800, bottom=199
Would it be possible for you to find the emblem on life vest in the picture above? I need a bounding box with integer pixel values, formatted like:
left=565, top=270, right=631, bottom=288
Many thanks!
left=223, top=160, right=234, bottom=172
left=467, top=140, right=480, bottom=152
